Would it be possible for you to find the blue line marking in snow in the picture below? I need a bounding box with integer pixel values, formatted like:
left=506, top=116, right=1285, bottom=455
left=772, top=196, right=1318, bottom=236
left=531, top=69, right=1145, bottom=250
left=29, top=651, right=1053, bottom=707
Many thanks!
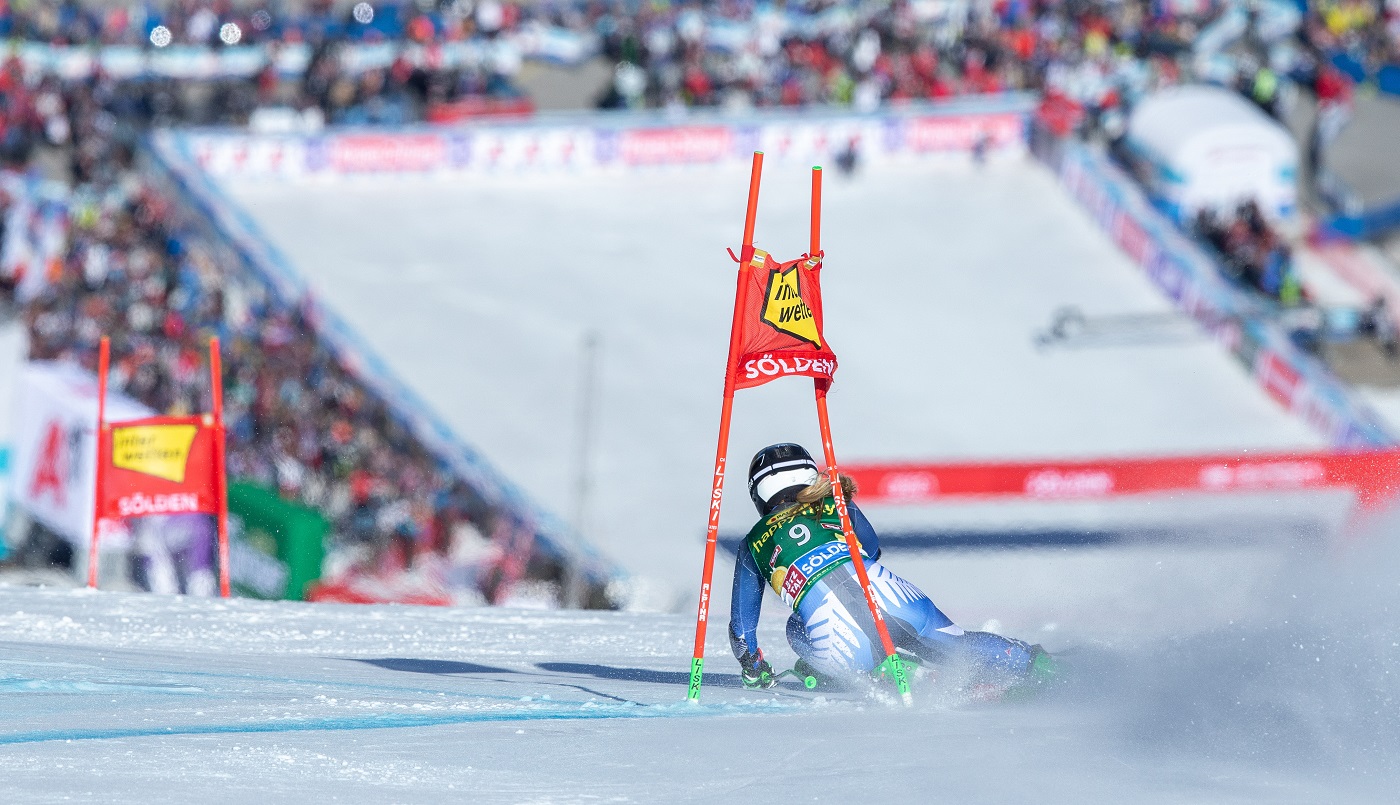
left=0, top=700, right=798, bottom=745
left=150, top=665, right=639, bottom=707
left=0, top=669, right=610, bottom=712
left=0, top=678, right=205, bottom=695
left=0, top=644, right=722, bottom=710
left=146, top=666, right=541, bottom=702
left=0, top=644, right=589, bottom=706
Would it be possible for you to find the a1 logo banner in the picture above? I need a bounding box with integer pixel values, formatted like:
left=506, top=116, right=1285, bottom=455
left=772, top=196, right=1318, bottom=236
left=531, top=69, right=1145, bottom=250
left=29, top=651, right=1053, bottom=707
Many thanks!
left=98, top=414, right=221, bottom=519
left=733, top=248, right=838, bottom=390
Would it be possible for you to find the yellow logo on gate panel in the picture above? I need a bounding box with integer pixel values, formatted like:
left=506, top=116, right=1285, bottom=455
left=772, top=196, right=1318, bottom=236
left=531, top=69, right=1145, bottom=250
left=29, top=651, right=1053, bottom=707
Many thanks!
left=760, top=263, right=822, bottom=347
left=112, top=425, right=199, bottom=483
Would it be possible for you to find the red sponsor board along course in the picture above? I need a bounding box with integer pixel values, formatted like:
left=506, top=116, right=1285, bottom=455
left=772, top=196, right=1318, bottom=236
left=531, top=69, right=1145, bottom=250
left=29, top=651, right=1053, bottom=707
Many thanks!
left=1257, top=350, right=1304, bottom=409
left=845, top=450, right=1400, bottom=511
left=620, top=126, right=732, bottom=165
left=905, top=113, right=1022, bottom=151
left=331, top=134, right=447, bottom=172
left=98, top=415, right=221, bottom=519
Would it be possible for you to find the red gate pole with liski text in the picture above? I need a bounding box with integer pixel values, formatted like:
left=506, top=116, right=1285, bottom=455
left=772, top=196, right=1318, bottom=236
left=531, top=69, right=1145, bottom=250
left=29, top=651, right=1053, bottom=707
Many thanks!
left=687, top=151, right=765, bottom=703
left=210, top=337, right=231, bottom=598
left=808, top=166, right=912, bottom=705
left=86, top=336, right=110, bottom=589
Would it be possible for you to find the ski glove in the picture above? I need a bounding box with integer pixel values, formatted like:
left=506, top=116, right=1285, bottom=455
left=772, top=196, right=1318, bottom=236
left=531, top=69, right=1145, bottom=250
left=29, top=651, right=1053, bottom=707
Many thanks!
left=738, top=650, right=777, bottom=690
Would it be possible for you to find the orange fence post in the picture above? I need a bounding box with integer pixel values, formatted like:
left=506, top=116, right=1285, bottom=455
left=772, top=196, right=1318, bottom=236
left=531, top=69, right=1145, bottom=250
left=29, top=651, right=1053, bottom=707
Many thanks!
left=87, top=337, right=109, bottom=589
left=210, top=337, right=231, bottom=598
left=687, top=151, right=764, bottom=702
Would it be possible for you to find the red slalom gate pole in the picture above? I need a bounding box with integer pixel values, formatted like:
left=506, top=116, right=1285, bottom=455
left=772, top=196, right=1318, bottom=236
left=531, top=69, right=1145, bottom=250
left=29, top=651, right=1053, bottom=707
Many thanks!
left=808, top=166, right=911, bottom=705
left=815, top=391, right=911, bottom=703
left=210, top=337, right=231, bottom=598
left=688, top=151, right=764, bottom=703
left=87, top=337, right=110, bottom=589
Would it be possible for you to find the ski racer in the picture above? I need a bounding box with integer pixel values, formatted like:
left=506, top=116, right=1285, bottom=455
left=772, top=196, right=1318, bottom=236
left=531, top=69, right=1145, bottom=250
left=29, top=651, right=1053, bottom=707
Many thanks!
left=729, top=443, right=1056, bottom=690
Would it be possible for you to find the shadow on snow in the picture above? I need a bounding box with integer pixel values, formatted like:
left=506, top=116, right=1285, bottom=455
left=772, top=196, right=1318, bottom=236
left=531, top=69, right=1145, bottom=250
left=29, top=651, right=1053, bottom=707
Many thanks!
left=535, top=662, right=747, bottom=689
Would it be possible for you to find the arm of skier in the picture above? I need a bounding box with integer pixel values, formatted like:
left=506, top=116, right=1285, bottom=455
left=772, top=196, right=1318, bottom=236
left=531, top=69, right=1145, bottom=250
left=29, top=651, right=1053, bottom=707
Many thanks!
left=728, top=547, right=775, bottom=687
left=849, top=502, right=880, bottom=561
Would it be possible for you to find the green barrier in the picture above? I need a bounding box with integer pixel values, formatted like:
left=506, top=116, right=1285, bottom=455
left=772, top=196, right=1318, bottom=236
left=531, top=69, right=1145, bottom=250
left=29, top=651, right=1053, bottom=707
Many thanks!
left=227, top=481, right=328, bottom=600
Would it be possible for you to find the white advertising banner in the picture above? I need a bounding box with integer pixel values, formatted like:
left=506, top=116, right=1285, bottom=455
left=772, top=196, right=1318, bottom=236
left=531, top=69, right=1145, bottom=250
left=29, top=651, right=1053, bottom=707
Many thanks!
left=0, top=321, right=27, bottom=550
left=172, top=97, right=1037, bottom=182
left=10, top=362, right=152, bottom=545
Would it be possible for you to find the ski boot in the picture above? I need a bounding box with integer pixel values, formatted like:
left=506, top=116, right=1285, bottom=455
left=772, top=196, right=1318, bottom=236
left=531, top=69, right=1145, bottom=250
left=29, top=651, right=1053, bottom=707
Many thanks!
left=1001, top=645, right=1062, bottom=701
left=1028, top=646, right=1061, bottom=684
left=739, top=651, right=778, bottom=690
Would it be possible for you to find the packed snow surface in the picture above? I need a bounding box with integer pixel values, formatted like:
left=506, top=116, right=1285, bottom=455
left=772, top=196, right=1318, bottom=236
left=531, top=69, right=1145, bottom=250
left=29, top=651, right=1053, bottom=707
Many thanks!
left=2, top=523, right=1399, bottom=803
left=222, top=159, right=1325, bottom=600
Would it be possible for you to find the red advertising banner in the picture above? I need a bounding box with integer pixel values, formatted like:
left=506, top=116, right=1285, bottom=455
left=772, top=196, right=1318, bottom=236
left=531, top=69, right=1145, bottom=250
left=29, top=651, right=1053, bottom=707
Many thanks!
left=904, top=112, right=1024, bottom=152
left=423, top=96, right=534, bottom=124
left=619, top=126, right=733, bottom=165
left=88, top=336, right=231, bottom=597
left=97, top=414, right=221, bottom=520
left=731, top=248, right=838, bottom=390
left=843, top=449, right=1400, bottom=511
left=329, top=134, right=448, bottom=172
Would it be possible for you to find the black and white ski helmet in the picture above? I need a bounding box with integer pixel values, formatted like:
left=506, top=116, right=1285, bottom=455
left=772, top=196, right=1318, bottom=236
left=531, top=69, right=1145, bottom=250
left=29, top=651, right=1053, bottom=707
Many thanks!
left=748, top=443, right=819, bottom=515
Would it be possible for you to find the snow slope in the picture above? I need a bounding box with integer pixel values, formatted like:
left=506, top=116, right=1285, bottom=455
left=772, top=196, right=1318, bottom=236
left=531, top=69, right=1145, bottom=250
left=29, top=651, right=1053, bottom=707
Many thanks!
left=219, top=158, right=1325, bottom=604
left=2, top=519, right=1398, bottom=804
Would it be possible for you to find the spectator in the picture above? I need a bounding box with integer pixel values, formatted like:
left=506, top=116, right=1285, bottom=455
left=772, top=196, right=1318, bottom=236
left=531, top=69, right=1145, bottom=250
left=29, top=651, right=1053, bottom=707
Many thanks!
left=1193, top=201, right=1302, bottom=305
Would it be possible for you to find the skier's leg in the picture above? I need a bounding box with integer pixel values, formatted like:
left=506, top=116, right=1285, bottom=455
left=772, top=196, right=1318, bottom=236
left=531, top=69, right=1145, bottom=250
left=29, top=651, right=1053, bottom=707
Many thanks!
left=863, top=560, right=1039, bottom=678
left=790, top=576, right=880, bottom=676
left=949, top=631, right=1037, bottom=677
left=863, top=560, right=962, bottom=659
left=790, top=562, right=948, bottom=676
left=793, top=561, right=1046, bottom=680
left=785, top=612, right=812, bottom=658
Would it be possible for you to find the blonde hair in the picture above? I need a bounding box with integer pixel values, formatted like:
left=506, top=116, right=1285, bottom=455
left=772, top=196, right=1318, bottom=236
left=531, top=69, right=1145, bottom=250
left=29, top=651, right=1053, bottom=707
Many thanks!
left=773, top=473, right=858, bottom=518
left=797, top=473, right=857, bottom=505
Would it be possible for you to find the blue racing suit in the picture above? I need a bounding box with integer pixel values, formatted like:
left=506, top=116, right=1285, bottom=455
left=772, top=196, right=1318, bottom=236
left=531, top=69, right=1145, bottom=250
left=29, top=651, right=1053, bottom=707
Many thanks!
left=728, top=502, right=1035, bottom=679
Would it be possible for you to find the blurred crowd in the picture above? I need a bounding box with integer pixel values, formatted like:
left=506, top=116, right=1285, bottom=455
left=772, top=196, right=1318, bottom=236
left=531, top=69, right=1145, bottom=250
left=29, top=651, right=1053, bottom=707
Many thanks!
left=0, top=1, right=1395, bottom=126
left=0, top=0, right=515, bottom=47
left=1301, top=0, right=1400, bottom=77
left=0, top=0, right=574, bottom=602
left=0, top=5, right=547, bottom=599
left=595, top=0, right=1198, bottom=112
left=1187, top=172, right=1398, bottom=364
left=4, top=171, right=525, bottom=591
left=0, top=0, right=536, bottom=130
left=1193, top=200, right=1301, bottom=304
left=0, top=57, right=143, bottom=181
